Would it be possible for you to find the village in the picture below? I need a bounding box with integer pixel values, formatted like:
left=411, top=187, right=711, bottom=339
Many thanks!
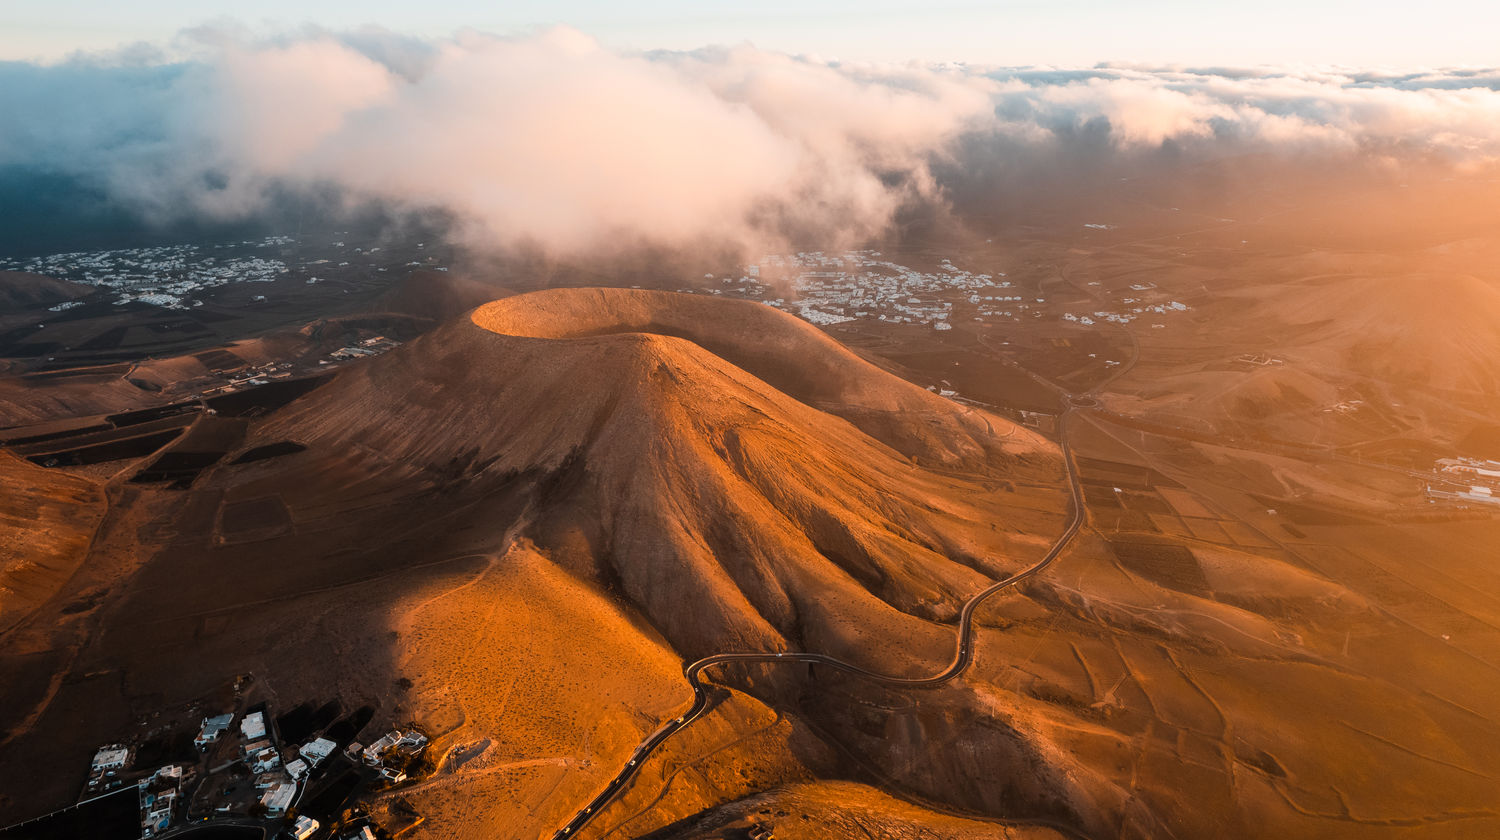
left=18, top=696, right=433, bottom=840
left=6, top=238, right=295, bottom=310
left=694, top=249, right=1192, bottom=333
left=1426, top=457, right=1500, bottom=508
left=1, top=235, right=452, bottom=313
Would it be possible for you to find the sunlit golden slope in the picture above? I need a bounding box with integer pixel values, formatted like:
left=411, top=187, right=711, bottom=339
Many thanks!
left=257, top=288, right=1067, bottom=664
left=1270, top=273, right=1500, bottom=394
left=0, top=452, right=105, bottom=634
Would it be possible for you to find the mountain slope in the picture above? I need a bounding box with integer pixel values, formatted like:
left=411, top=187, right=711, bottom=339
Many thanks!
left=0, top=452, right=105, bottom=634
left=0, top=272, right=91, bottom=309
left=1268, top=273, right=1500, bottom=395
left=254, top=288, right=1068, bottom=663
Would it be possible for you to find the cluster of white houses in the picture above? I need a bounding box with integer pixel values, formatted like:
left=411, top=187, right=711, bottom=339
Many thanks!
left=1060, top=299, right=1189, bottom=326
left=230, top=711, right=343, bottom=818
left=85, top=745, right=184, bottom=838
left=350, top=728, right=430, bottom=784
left=4, top=239, right=295, bottom=310
left=325, top=335, right=402, bottom=363
left=745, top=251, right=1001, bottom=328
left=1429, top=458, right=1500, bottom=507
left=78, top=704, right=421, bottom=839
left=139, top=766, right=182, bottom=837
left=694, top=249, right=1193, bottom=333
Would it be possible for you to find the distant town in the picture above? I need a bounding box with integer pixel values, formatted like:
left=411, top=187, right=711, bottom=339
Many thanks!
left=690, top=250, right=1193, bottom=332
left=11, top=238, right=294, bottom=311
left=0, top=235, right=451, bottom=312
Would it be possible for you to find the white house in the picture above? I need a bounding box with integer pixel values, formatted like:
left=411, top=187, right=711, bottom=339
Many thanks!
left=260, top=782, right=295, bottom=817
left=195, top=714, right=234, bottom=749
left=291, top=815, right=320, bottom=840
left=299, top=737, right=336, bottom=767
left=91, top=746, right=129, bottom=773
left=240, top=711, right=266, bottom=741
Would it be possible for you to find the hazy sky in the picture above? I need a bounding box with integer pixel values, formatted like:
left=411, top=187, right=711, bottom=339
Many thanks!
left=3, top=0, right=1497, bottom=67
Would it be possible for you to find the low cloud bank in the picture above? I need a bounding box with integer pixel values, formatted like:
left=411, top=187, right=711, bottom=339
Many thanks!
left=3, top=28, right=1498, bottom=254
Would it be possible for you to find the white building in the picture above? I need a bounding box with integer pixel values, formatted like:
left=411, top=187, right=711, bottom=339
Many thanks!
left=1438, top=458, right=1500, bottom=482
left=291, top=815, right=321, bottom=840
left=92, top=746, right=129, bottom=773
left=260, top=782, right=296, bottom=817
left=139, top=765, right=182, bottom=837
left=362, top=731, right=401, bottom=765
left=248, top=746, right=281, bottom=774
left=1428, top=484, right=1500, bottom=507
left=240, top=711, right=266, bottom=741
left=195, top=714, right=234, bottom=749
left=299, top=737, right=336, bottom=767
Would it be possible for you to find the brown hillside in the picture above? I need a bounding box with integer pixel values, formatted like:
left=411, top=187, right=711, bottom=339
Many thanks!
left=469, top=287, right=1050, bottom=468
left=0, top=452, right=105, bottom=634
left=1272, top=273, right=1500, bottom=394
left=253, top=288, right=1066, bottom=664
left=372, top=268, right=511, bottom=323
left=0, top=272, right=91, bottom=309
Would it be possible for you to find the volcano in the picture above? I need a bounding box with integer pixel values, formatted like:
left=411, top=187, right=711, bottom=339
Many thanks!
left=251, top=287, right=1069, bottom=662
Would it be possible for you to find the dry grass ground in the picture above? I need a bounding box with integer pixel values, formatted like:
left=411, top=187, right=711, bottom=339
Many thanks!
left=379, top=542, right=691, bottom=839
left=0, top=452, right=105, bottom=634
left=630, top=780, right=1070, bottom=840
left=941, top=404, right=1500, bottom=838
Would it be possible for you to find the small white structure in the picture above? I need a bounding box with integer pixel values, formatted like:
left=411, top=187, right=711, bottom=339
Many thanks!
left=143, top=765, right=182, bottom=784
left=240, top=711, right=266, bottom=741
left=260, top=782, right=296, bottom=817
left=361, top=731, right=401, bottom=765
left=248, top=746, right=281, bottom=774
left=195, top=714, right=234, bottom=749
left=299, top=737, right=336, bottom=767
left=363, top=729, right=429, bottom=766
left=1427, top=484, right=1500, bottom=507
left=285, top=758, right=309, bottom=780
left=92, top=746, right=129, bottom=773
left=1438, top=458, right=1500, bottom=482
left=291, top=815, right=320, bottom=840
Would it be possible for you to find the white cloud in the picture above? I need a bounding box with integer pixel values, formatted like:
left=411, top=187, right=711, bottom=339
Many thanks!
left=2, top=29, right=1498, bottom=254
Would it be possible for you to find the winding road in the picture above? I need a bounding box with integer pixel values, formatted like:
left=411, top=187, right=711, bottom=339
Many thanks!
left=550, top=406, right=1088, bottom=839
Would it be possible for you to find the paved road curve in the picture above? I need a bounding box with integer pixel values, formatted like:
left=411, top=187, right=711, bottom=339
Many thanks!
left=551, top=408, right=1087, bottom=840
